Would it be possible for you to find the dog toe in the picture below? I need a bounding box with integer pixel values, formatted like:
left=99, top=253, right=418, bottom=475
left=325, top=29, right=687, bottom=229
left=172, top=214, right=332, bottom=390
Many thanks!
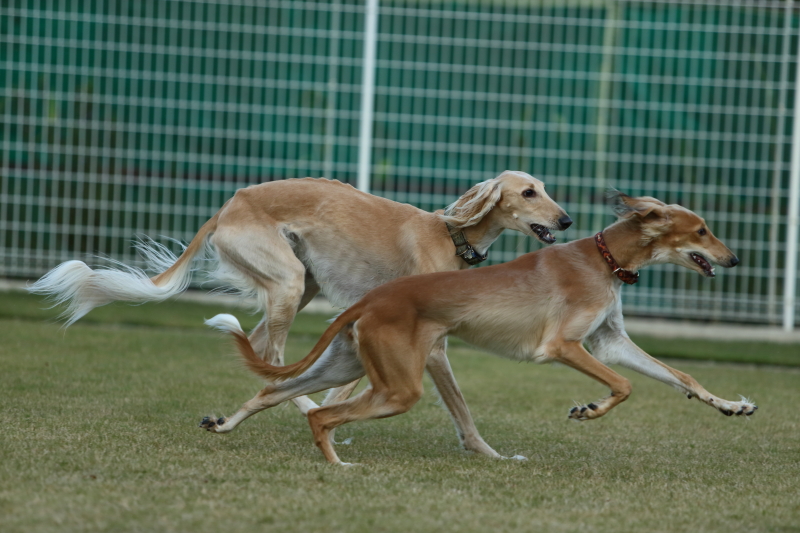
left=568, top=406, right=587, bottom=421
left=199, top=416, right=220, bottom=431
left=568, top=401, right=605, bottom=421
left=715, top=399, right=757, bottom=417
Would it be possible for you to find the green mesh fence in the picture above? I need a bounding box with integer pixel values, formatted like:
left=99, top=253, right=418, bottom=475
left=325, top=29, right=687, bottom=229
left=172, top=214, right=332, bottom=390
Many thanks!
left=1, top=0, right=798, bottom=325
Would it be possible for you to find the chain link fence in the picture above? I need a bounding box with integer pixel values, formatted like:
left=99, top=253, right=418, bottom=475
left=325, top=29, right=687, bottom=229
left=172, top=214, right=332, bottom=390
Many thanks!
left=1, top=0, right=799, bottom=327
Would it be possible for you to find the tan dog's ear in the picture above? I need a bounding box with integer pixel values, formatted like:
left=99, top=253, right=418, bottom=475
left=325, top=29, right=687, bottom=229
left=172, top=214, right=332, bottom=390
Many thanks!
left=441, top=178, right=502, bottom=228
left=607, top=189, right=668, bottom=222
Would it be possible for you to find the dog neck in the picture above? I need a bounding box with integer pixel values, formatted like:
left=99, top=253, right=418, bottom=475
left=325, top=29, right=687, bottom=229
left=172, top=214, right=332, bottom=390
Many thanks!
left=595, top=232, right=639, bottom=284
left=446, top=223, right=487, bottom=265
left=598, top=220, right=657, bottom=276
left=458, top=212, right=506, bottom=258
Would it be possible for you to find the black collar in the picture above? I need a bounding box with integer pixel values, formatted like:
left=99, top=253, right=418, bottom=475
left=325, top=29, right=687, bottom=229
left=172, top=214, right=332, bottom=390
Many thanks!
left=445, top=222, right=487, bottom=265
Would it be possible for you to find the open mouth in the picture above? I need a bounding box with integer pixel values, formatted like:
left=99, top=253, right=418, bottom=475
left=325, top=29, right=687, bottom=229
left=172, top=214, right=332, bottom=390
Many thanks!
left=690, top=253, right=715, bottom=277
left=530, top=224, right=556, bottom=244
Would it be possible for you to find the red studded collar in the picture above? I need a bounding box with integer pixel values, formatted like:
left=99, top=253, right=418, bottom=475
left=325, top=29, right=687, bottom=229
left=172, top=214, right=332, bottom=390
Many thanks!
left=594, top=232, right=639, bottom=285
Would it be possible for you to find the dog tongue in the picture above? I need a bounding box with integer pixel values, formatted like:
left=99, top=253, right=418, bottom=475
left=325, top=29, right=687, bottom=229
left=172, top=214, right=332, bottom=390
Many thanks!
left=532, top=224, right=556, bottom=244
left=691, top=253, right=714, bottom=276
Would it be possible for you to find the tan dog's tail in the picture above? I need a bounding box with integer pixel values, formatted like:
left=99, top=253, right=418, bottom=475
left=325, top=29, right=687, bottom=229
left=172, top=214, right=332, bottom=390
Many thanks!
left=29, top=211, right=222, bottom=326
left=205, top=305, right=363, bottom=381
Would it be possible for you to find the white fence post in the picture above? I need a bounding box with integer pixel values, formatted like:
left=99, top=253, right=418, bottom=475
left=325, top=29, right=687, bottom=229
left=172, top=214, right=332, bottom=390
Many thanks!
left=784, top=34, right=800, bottom=331
left=357, top=0, right=379, bottom=194
left=768, top=1, right=795, bottom=324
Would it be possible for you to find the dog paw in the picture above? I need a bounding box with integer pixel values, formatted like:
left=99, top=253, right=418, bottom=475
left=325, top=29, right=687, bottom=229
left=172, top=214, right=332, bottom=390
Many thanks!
left=712, top=397, right=758, bottom=417
left=199, top=416, right=227, bottom=432
left=568, top=402, right=599, bottom=421
left=502, top=454, right=528, bottom=461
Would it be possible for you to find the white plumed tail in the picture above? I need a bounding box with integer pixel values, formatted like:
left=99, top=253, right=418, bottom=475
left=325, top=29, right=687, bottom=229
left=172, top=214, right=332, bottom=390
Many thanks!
left=29, top=213, right=220, bottom=327
left=28, top=244, right=193, bottom=327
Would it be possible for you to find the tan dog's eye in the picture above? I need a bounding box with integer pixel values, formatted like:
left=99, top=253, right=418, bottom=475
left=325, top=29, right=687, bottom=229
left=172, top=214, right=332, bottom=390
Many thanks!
left=698, top=228, right=707, bottom=236
left=523, top=189, right=536, bottom=198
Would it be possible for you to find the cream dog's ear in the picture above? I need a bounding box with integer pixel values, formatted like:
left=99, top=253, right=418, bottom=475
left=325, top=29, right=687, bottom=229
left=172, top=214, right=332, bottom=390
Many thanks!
left=440, top=178, right=502, bottom=229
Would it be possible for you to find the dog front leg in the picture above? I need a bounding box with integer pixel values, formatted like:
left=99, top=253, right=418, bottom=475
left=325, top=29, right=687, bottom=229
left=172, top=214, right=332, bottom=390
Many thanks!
left=426, top=344, right=515, bottom=459
left=551, top=341, right=632, bottom=420
left=589, top=326, right=757, bottom=417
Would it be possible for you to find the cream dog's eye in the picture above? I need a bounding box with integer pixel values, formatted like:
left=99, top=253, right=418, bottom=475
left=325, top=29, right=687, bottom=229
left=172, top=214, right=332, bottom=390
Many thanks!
left=523, top=189, right=536, bottom=198
left=698, top=228, right=707, bottom=236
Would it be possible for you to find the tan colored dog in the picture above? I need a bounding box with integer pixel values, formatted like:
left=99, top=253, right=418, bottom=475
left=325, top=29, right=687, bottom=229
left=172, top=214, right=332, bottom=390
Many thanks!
left=31, top=171, right=570, bottom=458
left=206, top=192, right=757, bottom=465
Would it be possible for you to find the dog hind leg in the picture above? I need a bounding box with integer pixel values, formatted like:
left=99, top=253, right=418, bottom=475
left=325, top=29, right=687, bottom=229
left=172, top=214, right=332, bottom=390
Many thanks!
left=212, top=226, right=306, bottom=367
left=248, top=270, right=322, bottom=414
left=305, top=325, right=429, bottom=465
left=200, top=342, right=365, bottom=434
left=308, top=385, right=423, bottom=465
left=316, top=329, right=365, bottom=443
left=426, top=343, right=511, bottom=458
left=317, top=377, right=362, bottom=445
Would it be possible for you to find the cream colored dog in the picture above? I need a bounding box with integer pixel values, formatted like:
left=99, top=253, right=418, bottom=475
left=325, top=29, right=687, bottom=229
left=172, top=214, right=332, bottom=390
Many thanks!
left=31, top=171, right=570, bottom=459
left=206, top=192, right=757, bottom=465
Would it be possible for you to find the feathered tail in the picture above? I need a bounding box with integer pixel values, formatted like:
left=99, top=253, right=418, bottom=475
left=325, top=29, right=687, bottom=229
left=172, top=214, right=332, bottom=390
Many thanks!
left=29, top=213, right=220, bottom=326
left=205, top=304, right=362, bottom=381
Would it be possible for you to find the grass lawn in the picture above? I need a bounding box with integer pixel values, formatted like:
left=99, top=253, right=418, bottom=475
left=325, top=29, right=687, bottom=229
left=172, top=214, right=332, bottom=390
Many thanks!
left=1, top=292, right=799, bottom=532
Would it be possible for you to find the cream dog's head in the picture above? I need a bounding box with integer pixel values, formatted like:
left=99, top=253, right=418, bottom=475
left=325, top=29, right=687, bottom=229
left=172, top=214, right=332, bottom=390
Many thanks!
left=441, top=170, right=571, bottom=244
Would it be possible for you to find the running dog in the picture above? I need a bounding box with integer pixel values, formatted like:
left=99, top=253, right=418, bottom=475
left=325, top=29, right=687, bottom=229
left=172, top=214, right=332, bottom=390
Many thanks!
left=205, top=192, right=757, bottom=465
left=31, top=171, right=571, bottom=459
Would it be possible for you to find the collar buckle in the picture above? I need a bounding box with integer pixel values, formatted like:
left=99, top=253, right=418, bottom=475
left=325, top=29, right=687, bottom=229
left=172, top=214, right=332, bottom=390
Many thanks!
left=446, top=222, right=488, bottom=265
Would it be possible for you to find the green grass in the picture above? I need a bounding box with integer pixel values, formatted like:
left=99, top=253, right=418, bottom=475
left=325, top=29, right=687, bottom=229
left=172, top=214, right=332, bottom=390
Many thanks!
left=3, top=290, right=798, bottom=367
left=2, top=292, right=799, bottom=532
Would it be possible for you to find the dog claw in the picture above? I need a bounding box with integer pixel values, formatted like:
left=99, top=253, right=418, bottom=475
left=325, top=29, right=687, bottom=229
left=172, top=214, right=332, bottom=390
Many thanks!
left=714, top=399, right=757, bottom=417
left=568, top=402, right=601, bottom=421
left=199, top=416, right=226, bottom=431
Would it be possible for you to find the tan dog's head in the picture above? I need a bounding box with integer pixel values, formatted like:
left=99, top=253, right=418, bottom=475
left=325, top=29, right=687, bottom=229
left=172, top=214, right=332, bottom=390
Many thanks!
left=441, top=170, right=571, bottom=244
left=611, top=191, right=739, bottom=277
